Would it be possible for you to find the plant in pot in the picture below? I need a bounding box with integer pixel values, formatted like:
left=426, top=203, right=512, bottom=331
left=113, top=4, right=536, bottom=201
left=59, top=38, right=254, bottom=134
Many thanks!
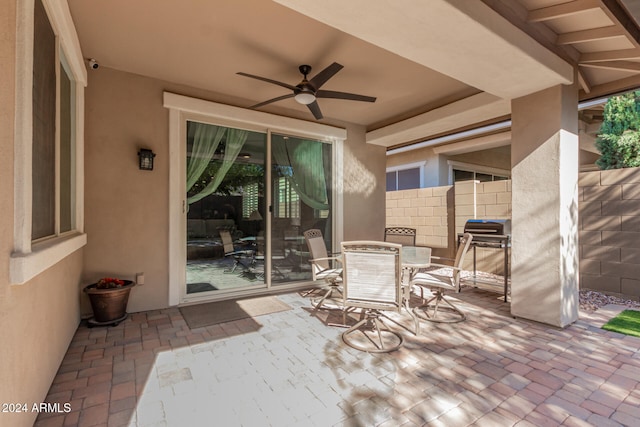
left=83, top=277, right=135, bottom=327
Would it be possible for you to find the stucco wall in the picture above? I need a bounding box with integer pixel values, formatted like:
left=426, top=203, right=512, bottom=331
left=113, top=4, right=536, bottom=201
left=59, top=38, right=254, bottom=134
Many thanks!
left=83, top=68, right=171, bottom=313
left=341, top=125, right=387, bottom=242
left=84, top=67, right=383, bottom=312
left=579, top=168, right=640, bottom=299
left=386, top=146, right=444, bottom=187
left=1, top=3, right=83, bottom=426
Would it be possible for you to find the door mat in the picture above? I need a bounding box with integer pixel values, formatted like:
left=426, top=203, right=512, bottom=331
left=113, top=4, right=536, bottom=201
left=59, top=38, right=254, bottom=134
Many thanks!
left=180, top=296, right=292, bottom=329
left=186, top=282, right=218, bottom=294
left=602, top=309, right=640, bottom=338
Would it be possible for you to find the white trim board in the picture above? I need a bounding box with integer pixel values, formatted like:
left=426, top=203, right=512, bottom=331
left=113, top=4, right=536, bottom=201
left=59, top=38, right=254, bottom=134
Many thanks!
left=11, top=0, right=87, bottom=285
left=163, top=92, right=347, bottom=142
left=433, top=131, right=512, bottom=156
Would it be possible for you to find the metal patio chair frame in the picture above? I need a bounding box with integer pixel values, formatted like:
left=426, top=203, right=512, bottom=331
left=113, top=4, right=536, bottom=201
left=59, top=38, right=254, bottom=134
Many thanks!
left=340, top=241, right=404, bottom=353
left=410, top=233, right=473, bottom=323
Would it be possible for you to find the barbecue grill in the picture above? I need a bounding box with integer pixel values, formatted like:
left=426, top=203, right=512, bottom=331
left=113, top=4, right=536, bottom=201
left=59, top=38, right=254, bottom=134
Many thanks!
left=459, top=219, right=511, bottom=301
left=463, top=219, right=511, bottom=241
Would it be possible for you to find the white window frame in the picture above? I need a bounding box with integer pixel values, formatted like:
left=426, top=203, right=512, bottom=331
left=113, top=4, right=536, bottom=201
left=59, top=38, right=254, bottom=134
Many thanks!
left=386, top=161, right=426, bottom=191
left=447, top=160, right=510, bottom=185
left=11, top=0, right=87, bottom=285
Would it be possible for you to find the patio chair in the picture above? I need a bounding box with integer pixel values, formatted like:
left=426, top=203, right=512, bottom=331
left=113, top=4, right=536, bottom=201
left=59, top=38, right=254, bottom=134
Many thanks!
left=384, top=227, right=416, bottom=246
left=340, top=241, right=404, bottom=353
left=303, top=228, right=342, bottom=310
left=410, top=233, right=473, bottom=323
left=250, top=231, right=286, bottom=280
left=219, top=229, right=253, bottom=274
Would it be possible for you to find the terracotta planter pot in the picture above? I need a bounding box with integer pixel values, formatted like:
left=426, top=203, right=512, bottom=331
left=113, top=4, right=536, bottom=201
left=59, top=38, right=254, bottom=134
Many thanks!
left=84, top=280, right=135, bottom=324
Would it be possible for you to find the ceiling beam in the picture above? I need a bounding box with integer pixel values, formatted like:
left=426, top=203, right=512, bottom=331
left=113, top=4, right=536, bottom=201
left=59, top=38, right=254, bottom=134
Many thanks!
left=578, top=69, right=592, bottom=94
left=599, top=0, right=640, bottom=47
left=482, top=0, right=581, bottom=63
left=580, top=47, right=640, bottom=62
left=579, top=60, right=640, bottom=72
left=528, top=0, right=602, bottom=23
left=366, top=92, right=510, bottom=147
left=432, top=131, right=511, bottom=155
left=579, top=72, right=640, bottom=98
left=556, top=26, right=623, bottom=45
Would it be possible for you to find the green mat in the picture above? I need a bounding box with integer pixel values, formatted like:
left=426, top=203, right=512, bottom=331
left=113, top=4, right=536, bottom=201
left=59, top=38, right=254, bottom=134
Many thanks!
left=602, top=309, right=640, bottom=338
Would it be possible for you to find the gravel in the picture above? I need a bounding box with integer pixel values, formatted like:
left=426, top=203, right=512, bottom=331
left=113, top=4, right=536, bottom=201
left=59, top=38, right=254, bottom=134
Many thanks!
left=579, top=289, right=640, bottom=313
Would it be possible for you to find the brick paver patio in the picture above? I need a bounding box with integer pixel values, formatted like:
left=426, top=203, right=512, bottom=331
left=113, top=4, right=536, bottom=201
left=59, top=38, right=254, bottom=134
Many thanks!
left=35, top=288, right=640, bottom=427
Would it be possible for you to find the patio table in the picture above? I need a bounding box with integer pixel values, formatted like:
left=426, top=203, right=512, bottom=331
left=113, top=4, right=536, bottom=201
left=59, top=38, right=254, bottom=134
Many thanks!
left=401, top=246, right=432, bottom=279
left=400, top=246, right=432, bottom=335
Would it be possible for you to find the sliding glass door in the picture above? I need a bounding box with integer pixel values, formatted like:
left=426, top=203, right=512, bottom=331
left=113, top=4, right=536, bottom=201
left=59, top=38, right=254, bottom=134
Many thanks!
left=271, top=134, right=332, bottom=285
left=183, top=122, right=333, bottom=295
left=185, top=121, right=266, bottom=294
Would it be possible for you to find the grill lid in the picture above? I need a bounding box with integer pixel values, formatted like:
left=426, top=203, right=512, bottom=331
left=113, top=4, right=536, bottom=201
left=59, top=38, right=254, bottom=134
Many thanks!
left=464, top=219, right=511, bottom=235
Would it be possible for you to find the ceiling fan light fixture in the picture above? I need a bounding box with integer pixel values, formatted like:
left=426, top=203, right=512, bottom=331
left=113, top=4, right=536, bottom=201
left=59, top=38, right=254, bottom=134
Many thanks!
left=294, top=91, right=316, bottom=105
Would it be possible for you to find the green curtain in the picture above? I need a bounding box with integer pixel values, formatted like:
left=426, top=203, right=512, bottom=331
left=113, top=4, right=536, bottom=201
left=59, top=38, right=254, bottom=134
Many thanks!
left=272, top=138, right=329, bottom=210
left=186, top=122, right=226, bottom=193
left=188, top=128, right=249, bottom=205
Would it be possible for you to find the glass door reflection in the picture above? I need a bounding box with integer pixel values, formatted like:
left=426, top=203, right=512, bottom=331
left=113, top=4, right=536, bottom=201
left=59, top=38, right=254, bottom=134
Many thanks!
left=271, top=134, right=333, bottom=284
left=185, top=121, right=266, bottom=294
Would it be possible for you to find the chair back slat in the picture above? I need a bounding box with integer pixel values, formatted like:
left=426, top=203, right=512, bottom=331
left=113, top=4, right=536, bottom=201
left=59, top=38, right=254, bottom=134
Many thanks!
left=384, top=227, right=416, bottom=246
left=341, top=241, right=402, bottom=312
left=219, top=230, right=235, bottom=254
left=304, top=229, right=330, bottom=273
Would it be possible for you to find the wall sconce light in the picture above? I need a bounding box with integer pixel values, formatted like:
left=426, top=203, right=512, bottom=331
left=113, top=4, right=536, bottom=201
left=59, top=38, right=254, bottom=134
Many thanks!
left=138, top=149, right=156, bottom=171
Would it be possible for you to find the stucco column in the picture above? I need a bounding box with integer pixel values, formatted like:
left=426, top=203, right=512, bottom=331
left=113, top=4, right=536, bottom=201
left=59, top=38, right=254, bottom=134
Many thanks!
left=510, top=83, right=579, bottom=327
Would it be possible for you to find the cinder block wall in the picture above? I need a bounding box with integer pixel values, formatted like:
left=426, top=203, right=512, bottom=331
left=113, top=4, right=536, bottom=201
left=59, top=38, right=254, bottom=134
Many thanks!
left=385, top=186, right=451, bottom=248
left=579, top=168, right=640, bottom=300
left=386, top=167, right=640, bottom=300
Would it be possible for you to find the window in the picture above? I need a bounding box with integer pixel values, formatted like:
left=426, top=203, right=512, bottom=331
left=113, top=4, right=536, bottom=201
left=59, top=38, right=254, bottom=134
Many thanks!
left=453, top=169, right=508, bottom=183
left=32, top=0, right=76, bottom=241
left=274, top=177, right=300, bottom=218
left=11, top=0, right=87, bottom=284
left=31, top=0, right=57, bottom=240
left=59, top=59, right=76, bottom=234
left=448, top=161, right=510, bottom=185
left=242, top=182, right=260, bottom=219
left=386, top=162, right=425, bottom=191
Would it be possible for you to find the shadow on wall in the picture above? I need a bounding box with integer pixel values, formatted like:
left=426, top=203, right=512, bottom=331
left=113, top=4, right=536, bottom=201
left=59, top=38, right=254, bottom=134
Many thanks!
left=343, top=153, right=377, bottom=198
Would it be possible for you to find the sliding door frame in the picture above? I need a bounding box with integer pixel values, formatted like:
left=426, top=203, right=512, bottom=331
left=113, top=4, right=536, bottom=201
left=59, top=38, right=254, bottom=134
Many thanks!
left=164, top=92, right=346, bottom=306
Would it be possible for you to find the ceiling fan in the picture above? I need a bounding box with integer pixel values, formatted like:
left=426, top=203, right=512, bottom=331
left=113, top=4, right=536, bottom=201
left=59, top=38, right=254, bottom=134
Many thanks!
left=237, top=62, right=376, bottom=120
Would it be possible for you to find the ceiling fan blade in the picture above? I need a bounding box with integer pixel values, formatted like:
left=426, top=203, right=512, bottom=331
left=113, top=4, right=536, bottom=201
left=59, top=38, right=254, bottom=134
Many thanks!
left=249, top=93, right=295, bottom=109
left=308, top=62, right=343, bottom=90
left=316, top=90, right=376, bottom=103
left=307, top=101, right=323, bottom=120
left=237, top=72, right=297, bottom=91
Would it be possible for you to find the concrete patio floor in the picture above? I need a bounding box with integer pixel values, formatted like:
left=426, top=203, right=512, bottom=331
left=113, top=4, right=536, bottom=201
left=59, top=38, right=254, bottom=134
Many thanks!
left=35, top=288, right=640, bottom=427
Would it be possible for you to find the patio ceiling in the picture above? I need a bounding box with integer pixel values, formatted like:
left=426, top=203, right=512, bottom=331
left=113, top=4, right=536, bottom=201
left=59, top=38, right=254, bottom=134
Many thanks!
left=68, top=0, right=640, bottom=148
